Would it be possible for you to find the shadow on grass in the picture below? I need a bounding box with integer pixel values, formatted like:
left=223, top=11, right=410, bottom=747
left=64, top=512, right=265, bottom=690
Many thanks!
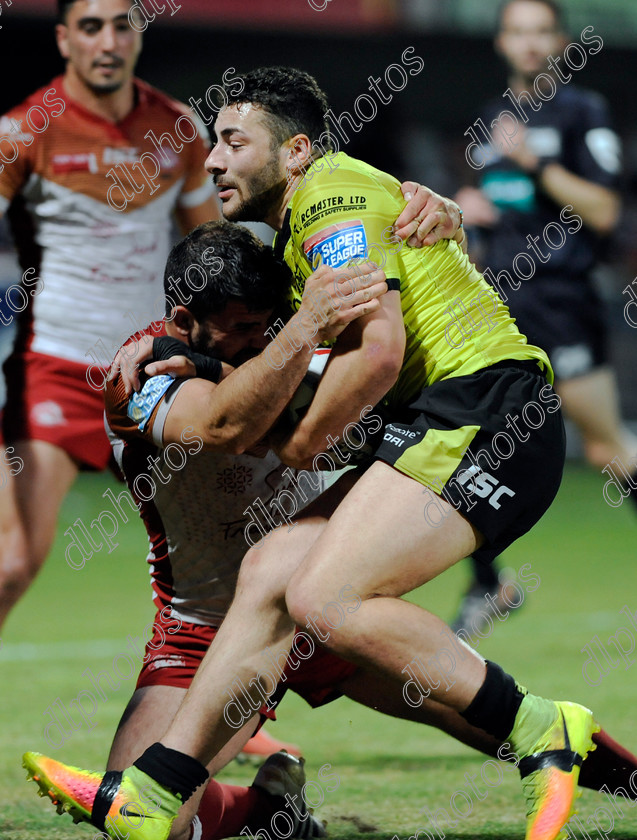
left=331, top=752, right=492, bottom=772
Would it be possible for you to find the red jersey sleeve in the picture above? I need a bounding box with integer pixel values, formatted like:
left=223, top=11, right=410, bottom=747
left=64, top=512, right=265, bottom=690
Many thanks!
left=0, top=104, right=37, bottom=207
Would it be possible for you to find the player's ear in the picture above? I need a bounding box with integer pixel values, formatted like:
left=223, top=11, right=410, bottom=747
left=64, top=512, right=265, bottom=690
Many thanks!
left=171, top=306, right=196, bottom=338
left=56, top=23, right=71, bottom=60
left=285, top=134, right=313, bottom=177
left=494, top=31, right=505, bottom=58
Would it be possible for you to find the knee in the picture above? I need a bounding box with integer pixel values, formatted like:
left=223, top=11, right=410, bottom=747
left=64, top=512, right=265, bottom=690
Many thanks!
left=235, top=545, right=274, bottom=594
left=286, top=575, right=351, bottom=645
left=0, top=542, right=36, bottom=597
left=235, top=535, right=288, bottom=603
left=286, top=570, right=319, bottom=623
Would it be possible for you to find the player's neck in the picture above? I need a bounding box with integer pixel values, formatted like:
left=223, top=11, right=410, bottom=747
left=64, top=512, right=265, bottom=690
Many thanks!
left=63, top=68, right=136, bottom=123
left=264, top=175, right=302, bottom=231
left=508, top=72, right=535, bottom=96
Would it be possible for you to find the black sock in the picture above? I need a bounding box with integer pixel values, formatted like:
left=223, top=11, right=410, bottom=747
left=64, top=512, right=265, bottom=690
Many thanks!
left=472, top=556, right=499, bottom=590
left=134, top=742, right=209, bottom=802
left=461, top=660, right=526, bottom=740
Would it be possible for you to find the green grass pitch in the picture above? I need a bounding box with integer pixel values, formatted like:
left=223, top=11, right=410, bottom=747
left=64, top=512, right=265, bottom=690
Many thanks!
left=1, top=463, right=636, bottom=839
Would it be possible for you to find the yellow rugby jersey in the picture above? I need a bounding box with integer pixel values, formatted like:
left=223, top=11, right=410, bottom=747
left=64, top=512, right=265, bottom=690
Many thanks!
left=274, top=152, right=552, bottom=408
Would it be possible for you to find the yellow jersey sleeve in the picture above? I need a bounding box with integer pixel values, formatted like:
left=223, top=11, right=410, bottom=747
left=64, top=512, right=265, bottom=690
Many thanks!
left=282, top=153, right=405, bottom=310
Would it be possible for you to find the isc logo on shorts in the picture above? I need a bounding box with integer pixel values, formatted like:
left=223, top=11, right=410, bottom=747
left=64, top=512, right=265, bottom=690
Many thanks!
left=457, top=466, right=515, bottom=510
left=304, top=221, right=368, bottom=269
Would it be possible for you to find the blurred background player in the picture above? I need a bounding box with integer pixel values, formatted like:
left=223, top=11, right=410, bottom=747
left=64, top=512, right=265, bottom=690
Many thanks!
left=0, top=0, right=218, bottom=633
left=452, top=0, right=632, bottom=636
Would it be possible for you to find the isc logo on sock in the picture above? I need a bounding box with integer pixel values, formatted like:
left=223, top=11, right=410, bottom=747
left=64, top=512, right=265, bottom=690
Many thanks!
left=457, top=466, right=515, bottom=509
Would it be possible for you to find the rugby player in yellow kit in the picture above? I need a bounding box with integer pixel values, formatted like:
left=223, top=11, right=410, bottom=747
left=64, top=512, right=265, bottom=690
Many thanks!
left=24, top=67, right=635, bottom=840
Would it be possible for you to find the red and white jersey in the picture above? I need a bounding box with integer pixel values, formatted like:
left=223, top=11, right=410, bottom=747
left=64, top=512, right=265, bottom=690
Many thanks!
left=105, top=359, right=323, bottom=626
left=0, top=77, right=214, bottom=365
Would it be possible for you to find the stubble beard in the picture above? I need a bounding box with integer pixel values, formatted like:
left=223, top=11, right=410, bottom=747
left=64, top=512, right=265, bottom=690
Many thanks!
left=224, top=159, right=287, bottom=223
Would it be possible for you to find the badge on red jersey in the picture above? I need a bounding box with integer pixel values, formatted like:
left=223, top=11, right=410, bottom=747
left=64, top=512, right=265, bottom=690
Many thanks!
left=128, top=375, right=174, bottom=431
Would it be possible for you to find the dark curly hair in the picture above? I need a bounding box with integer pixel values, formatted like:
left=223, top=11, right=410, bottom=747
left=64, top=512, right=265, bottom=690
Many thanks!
left=164, top=221, right=290, bottom=320
left=224, top=66, right=335, bottom=154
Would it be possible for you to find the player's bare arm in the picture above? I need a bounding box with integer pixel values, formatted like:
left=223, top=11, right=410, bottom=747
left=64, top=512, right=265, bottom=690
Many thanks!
left=274, top=287, right=405, bottom=469
left=532, top=162, right=620, bottom=235
left=454, top=186, right=500, bottom=229
left=159, top=262, right=388, bottom=453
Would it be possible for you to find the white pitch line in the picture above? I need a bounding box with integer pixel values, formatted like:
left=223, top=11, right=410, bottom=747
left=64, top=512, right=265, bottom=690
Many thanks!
left=0, top=638, right=132, bottom=663
left=0, top=610, right=625, bottom=662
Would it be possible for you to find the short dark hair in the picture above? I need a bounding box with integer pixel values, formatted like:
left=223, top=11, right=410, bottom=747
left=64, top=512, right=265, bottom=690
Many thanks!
left=58, top=0, right=77, bottom=21
left=164, top=221, right=290, bottom=321
left=224, top=66, right=333, bottom=152
left=57, top=0, right=133, bottom=22
left=497, top=0, right=566, bottom=32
